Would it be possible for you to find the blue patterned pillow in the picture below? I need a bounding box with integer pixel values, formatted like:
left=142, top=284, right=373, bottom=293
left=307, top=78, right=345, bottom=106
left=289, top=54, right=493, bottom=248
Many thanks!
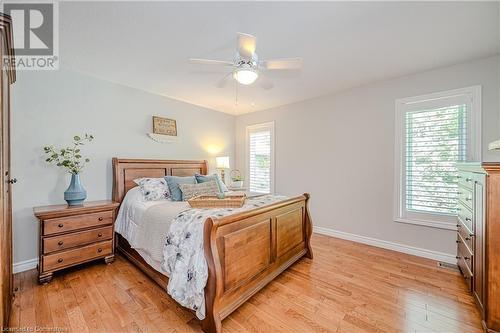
left=195, top=174, right=228, bottom=192
left=165, top=176, right=197, bottom=201
left=133, top=178, right=170, bottom=201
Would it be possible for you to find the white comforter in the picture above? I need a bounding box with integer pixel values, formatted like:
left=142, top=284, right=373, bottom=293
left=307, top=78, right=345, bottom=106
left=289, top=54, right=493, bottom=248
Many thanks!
left=115, top=187, right=189, bottom=273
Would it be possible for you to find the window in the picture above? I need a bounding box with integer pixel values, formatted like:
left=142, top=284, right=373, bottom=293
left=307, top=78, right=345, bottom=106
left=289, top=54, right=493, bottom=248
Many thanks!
left=394, top=86, right=481, bottom=229
left=246, top=122, right=275, bottom=193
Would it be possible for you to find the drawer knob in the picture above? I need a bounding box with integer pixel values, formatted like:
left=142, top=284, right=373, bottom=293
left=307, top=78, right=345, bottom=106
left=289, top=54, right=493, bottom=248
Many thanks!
left=469, top=233, right=474, bottom=238
left=457, top=175, right=462, bottom=179
left=57, top=258, right=63, bottom=263
left=58, top=223, right=64, bottom=228
left=58, top=241, right=64, bottom=246
left=466, top=197, right=471, bottom=201
left=464, top=256, right=470, bottom=261
left=466, top=178, right=472, bottom=182
left=456, top=256, right=461, bottom=259
left=456, top=240, right=461, bottom=244
left=98, top=248, right=103, bottom=253
left=465, top=237, right=471, bottom=241
left=98, top=217, right=103, bottom=221
left=97, top=233, right=103, bottom=237
left=465, top=217, right=472, bottom=222
left=456, top=224, right=460, bottom=228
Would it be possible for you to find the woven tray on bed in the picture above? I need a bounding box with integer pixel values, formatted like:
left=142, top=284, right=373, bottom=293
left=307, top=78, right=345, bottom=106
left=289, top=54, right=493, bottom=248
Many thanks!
left=188, top=194, right=246, bottom=208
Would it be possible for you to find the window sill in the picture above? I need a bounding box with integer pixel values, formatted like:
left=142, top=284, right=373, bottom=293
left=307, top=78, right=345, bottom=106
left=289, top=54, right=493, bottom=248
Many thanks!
left=394, top=217, right=457, bottom=231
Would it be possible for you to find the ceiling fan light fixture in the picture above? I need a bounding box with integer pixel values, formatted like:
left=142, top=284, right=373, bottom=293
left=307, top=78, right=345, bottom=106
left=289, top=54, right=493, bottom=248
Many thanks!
left=233, top=69, right=258, bottom=85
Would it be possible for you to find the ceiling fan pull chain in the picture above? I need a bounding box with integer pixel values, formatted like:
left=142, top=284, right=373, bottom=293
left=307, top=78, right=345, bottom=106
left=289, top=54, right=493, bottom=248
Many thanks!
left=235, top=80, right=239, bottom=108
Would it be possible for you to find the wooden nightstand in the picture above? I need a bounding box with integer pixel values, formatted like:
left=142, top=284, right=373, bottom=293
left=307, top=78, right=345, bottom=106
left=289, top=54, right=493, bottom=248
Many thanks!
left=33, top=200, right=120, bottom=284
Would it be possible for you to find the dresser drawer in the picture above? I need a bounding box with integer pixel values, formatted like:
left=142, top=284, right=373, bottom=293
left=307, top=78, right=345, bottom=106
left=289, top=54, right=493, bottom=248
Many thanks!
left=42, top=240, right=112, bottom=272
left=458, top=204, right=473, bottom=232
left=457, top=254, right=473, bottom=292
left=43, top=226, right=113, bottom=254
left=458, top=236, right=473, bottom=275
left=43, top=210, right=113, bottom=235
left=457, top=219, right=474, bottom=254
left=458, top=172, right=474, bottom=190
left=458, top=185, right=473, bottom=210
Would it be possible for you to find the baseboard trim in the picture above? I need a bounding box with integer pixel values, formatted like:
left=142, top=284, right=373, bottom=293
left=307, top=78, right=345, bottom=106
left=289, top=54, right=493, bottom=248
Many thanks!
left=314, top=226, right=456, bottom=264
left=13, top=258, right=38, bottom=274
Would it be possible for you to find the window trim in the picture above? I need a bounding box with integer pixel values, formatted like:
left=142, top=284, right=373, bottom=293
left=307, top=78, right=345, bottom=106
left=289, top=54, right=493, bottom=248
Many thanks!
left=393, top=86, right=481, bottom=230
left=245, top=121, right=275, bottom=194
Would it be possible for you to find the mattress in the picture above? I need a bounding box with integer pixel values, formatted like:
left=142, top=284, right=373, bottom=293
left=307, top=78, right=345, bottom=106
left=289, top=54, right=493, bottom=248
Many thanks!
left=114, top=187, right=189, bottom=276
left=115, top=188, right=268, bottom=277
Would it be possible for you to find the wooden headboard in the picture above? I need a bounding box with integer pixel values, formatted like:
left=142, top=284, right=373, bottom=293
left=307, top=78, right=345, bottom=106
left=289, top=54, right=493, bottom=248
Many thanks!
left=112, top=158, right=208, bottom=204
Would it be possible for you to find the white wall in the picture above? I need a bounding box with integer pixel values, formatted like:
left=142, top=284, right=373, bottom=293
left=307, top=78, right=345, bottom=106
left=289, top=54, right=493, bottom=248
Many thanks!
left=10, top=56, right=500, bottom=266
left=11, top=69, right=235, bottom=264
left=235, top=56, right=500, bottom=257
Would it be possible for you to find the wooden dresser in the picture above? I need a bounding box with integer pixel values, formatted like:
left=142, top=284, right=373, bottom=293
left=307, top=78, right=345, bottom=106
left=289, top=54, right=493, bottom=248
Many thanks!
left=456, top=162, right=500, bottom=333
left=34, top=200, right=119, bottom=283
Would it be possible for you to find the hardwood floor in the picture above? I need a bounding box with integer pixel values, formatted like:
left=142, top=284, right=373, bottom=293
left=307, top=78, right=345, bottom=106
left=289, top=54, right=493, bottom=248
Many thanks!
left=8, top=234, right=482, bottom=333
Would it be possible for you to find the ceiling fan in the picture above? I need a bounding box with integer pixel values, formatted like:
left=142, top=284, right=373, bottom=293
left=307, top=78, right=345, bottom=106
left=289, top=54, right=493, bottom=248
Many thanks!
left=189, top=32, right=302, bottom=89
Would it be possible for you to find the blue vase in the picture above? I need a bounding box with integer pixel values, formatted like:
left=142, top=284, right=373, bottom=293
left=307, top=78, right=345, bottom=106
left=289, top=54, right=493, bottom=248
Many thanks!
left=64, top=173, right=87, bottom=206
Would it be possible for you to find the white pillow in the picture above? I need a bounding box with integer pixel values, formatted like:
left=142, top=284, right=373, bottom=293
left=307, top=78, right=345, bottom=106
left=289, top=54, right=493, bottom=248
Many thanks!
left=134, top=177, right=170, bottom=201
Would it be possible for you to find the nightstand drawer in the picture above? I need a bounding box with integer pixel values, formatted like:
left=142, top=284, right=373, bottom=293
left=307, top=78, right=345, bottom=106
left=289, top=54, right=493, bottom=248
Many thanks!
left=43, top=226, right=113, bottom=254
left=42, top=240, right=112, bottom=272
left=43, top=210, right=113, bottom=235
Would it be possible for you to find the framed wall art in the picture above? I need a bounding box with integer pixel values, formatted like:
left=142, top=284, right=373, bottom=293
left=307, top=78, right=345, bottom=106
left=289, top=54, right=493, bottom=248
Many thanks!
left=152, top=116, right=177, bottom=136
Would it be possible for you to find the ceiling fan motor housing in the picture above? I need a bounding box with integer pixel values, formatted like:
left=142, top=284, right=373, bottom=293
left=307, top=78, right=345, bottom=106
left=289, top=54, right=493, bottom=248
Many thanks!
left=235, top=52, right=259, bottom=69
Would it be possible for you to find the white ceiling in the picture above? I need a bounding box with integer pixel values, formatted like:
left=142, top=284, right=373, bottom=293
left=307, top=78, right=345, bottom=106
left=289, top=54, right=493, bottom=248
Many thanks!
left=59, top=1, right=500, bottom=115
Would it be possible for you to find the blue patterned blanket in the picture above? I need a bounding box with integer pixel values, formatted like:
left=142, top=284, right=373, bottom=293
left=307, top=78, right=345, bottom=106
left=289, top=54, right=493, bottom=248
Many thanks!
left=161, top=194, right=287, bottom=319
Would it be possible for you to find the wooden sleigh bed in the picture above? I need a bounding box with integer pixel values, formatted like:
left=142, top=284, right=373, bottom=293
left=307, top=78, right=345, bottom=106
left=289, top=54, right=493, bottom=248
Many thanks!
left=112, top=158, right=313, bottom=333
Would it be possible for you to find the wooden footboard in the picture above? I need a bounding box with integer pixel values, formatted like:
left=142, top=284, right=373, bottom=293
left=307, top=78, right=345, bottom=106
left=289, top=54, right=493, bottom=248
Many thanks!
left=201, top=193, right=313, bottom=333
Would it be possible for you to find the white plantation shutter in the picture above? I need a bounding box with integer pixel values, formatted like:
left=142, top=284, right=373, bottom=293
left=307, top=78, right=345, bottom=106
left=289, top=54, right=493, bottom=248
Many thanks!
left=394, top=86, right=481, bottom=229
left=247, top=122, right=274, bottom=193
left=405, top=104, right=467, bottom=215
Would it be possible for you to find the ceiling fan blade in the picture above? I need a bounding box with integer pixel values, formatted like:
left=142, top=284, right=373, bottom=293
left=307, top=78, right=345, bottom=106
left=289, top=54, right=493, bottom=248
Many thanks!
left=258, top=75, right=274, bottom=90
left=237, top=32, right=256, bottom=59
left=189, top=58, right=234, bottom=66
left=215, top=72, right=233, bottom=88
left=261, top=57, right=303, bottom=70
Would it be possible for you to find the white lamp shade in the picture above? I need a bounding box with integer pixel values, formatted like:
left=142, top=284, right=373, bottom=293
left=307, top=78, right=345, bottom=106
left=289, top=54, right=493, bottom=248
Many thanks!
left=216, top=156, right=230, bottom=169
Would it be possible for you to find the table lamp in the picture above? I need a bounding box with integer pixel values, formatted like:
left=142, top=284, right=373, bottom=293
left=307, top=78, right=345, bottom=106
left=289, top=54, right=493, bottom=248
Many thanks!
left=216, top=156, right=230, bottom=184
